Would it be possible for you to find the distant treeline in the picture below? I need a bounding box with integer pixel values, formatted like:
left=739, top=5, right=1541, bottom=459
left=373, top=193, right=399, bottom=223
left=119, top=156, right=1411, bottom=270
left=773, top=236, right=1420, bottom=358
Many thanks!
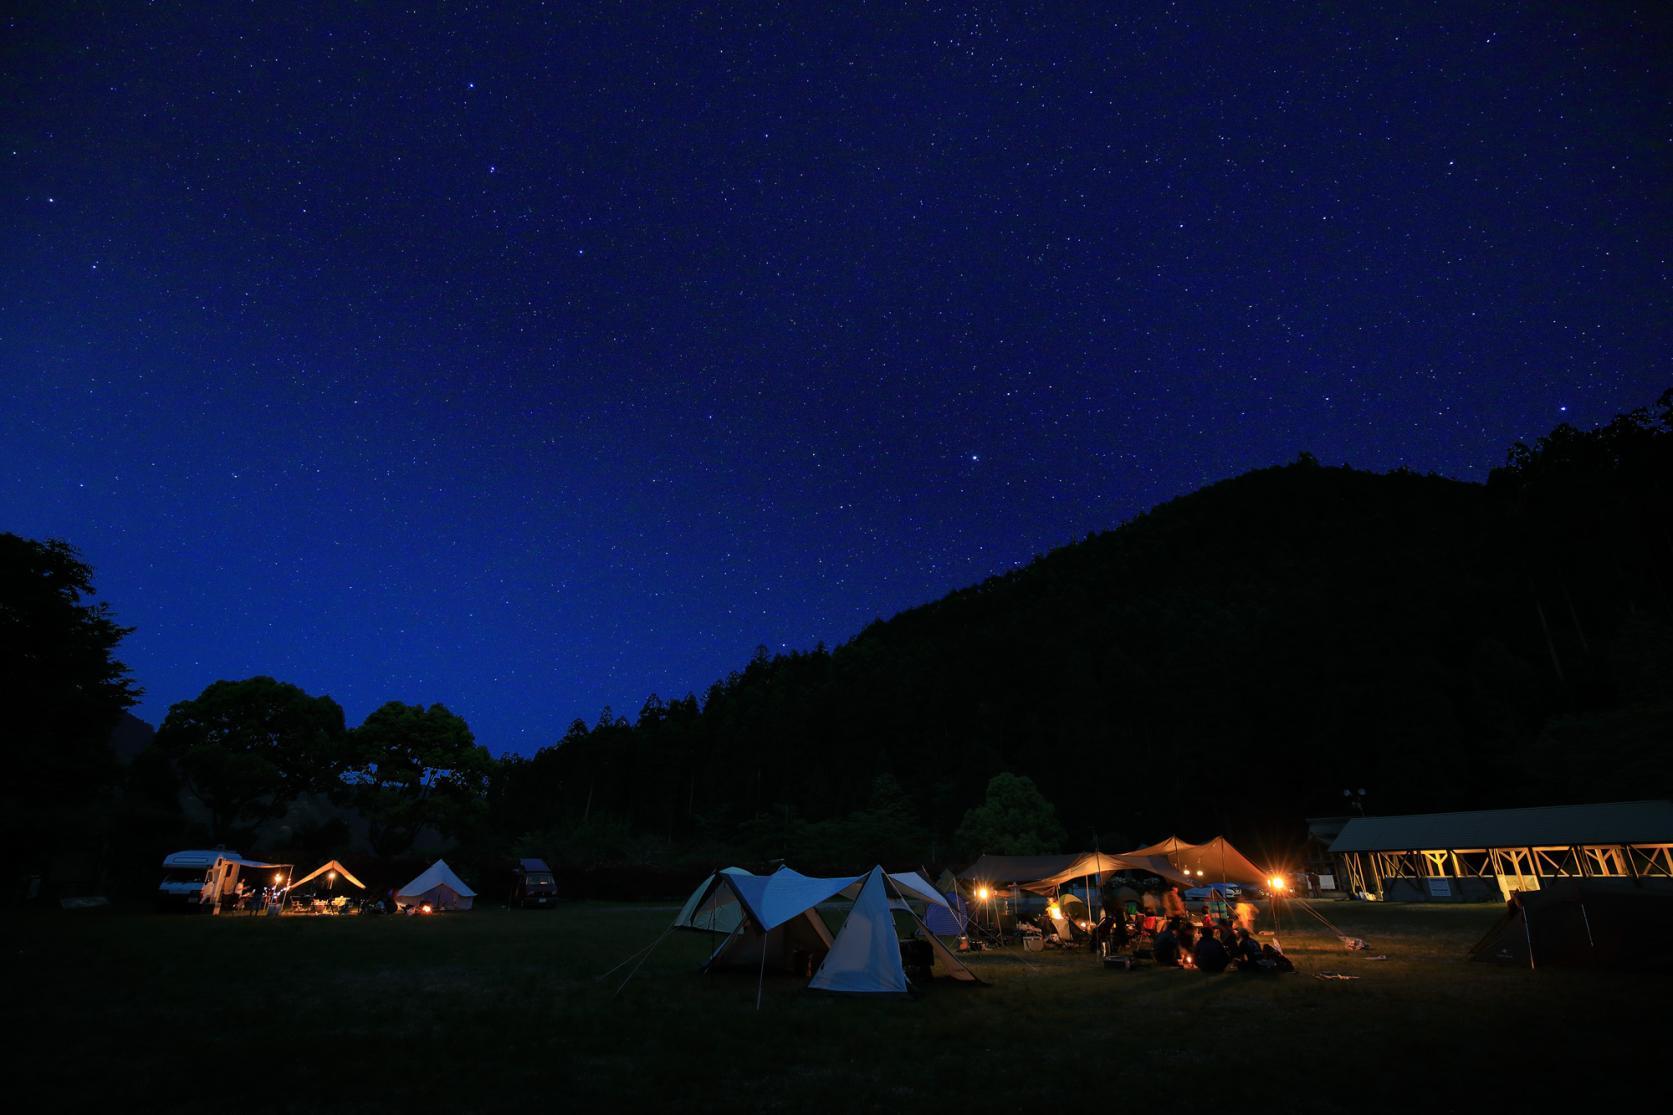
left=5, top=392, right=1670, bottom=898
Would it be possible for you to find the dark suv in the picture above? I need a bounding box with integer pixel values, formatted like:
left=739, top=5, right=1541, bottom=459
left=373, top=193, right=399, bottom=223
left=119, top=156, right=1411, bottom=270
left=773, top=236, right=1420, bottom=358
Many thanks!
left=511, top=858, right=558, bottom=908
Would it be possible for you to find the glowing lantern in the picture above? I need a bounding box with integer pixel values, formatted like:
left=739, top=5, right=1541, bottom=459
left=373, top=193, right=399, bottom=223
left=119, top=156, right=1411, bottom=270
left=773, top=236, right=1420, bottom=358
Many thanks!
left=1268, top=875, right=1287, bottom=891
left=975, top=886, right=991, bottom=902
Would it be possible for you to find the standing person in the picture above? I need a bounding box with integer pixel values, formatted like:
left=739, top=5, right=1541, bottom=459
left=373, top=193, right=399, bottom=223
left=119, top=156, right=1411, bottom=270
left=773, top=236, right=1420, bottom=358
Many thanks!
left=1141, top=888, right=1161, bottom=916
left=1153, top=919, right=1180, bottom=967
left=1163, top=886, right=1187, bottom=920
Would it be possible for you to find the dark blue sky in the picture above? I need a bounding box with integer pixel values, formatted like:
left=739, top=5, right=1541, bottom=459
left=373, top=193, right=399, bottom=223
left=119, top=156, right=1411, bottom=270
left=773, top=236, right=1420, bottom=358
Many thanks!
left=4, top=4, right=1668, bottom=754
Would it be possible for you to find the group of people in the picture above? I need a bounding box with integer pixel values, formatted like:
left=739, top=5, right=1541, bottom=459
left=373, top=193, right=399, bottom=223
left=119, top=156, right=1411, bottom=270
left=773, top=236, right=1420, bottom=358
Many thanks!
left=1085, top=884, right=1294, bottom=974
left=1148, top=918, right=1282, bottom=972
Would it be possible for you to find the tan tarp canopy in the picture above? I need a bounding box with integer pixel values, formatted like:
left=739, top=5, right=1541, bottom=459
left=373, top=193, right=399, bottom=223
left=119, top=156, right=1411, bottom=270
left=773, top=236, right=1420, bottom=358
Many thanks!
left=1021, top=851, right=1194, bottom=891
left=957, top=853, right=1081, bottom=885
left=1123, top=836, right=1268, bottom=886
left=289, top=859, right=365, bottom=890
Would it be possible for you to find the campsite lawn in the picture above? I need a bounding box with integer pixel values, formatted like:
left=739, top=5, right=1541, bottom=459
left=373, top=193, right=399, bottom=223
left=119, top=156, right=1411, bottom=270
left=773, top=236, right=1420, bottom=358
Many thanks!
left=5, top=900, right=1659, bottom=1111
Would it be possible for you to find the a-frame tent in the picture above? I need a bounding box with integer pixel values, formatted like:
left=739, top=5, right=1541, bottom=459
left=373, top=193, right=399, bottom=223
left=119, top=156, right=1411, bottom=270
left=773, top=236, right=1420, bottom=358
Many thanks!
left=810, top=867, right=910, bottom=992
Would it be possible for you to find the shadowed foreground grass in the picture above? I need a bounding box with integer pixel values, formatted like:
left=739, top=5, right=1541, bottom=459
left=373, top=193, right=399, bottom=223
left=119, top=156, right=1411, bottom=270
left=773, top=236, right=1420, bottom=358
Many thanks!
left=5, top=900, right=1659, bottom=1111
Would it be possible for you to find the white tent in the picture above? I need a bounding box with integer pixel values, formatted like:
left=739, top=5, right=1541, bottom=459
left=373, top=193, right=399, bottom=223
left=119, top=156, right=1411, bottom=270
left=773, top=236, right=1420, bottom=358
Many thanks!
left=679, top=865, right=980, bottom=999
left=396, top=859, right=476, bottom=910
left=810, top=866, right=909, bottom=993
left=674, top=867, right=751, bottom=935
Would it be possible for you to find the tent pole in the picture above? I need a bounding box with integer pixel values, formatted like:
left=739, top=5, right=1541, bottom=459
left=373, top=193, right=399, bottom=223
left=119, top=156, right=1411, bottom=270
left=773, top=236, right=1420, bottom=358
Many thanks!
left=1521, top=899, right=1536, bottom=971
left=756, top=928, right=768, bottom=1011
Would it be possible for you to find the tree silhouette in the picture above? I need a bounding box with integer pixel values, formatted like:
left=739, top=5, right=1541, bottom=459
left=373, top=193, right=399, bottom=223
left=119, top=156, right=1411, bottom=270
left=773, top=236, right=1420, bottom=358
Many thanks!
left=1, top=534, right=139, bottom=877
left=155, top=677, right=347, bottom=842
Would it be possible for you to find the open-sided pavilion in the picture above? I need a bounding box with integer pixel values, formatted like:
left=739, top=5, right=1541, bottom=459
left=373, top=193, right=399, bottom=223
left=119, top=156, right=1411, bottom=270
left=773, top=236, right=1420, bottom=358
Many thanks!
left=1328, top=799, right=1673, bottom=901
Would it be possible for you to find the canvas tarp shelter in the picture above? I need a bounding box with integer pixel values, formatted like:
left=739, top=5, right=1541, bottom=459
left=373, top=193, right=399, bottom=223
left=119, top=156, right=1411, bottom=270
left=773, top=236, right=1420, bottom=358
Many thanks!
left=957, top=853, right=1080, bottom=885
left=681, top=865, right=980, bottom=995
left=288, top=859, right=364, bottom=891
left=1468, top=879, right=1673, bottom=969
left=396, top=859, right=476, bottom=910
left=1022, top=851, right=1195, bottom=891
left=1123, top=836, right=1269, bottom=887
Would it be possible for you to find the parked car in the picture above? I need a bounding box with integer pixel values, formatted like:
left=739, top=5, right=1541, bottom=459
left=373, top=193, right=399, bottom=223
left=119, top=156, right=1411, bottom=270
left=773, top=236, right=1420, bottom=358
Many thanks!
left=1183, top=882, right=1245, bottom=901
left=510, top=858, right=558, bottom=908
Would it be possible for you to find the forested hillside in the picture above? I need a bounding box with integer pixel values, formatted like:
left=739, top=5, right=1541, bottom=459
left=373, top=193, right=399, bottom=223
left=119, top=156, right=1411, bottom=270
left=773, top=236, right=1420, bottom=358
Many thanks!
left=494, top=394, right=1672, bottom=867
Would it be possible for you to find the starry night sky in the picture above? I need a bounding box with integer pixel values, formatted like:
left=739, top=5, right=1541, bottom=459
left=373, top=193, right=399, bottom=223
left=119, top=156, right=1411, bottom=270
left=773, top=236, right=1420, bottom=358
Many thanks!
left=4, top=4, right=1668, bottom=754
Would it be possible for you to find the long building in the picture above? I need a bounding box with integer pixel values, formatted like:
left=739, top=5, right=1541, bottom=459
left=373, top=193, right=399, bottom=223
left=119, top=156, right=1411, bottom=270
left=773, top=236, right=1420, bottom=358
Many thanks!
left=1327, top=800, right=1673, bottom=901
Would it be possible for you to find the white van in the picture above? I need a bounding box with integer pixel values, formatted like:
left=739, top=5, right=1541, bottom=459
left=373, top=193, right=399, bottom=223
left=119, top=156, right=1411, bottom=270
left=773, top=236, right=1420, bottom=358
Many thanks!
left=157, top=849, right=284, bottom=912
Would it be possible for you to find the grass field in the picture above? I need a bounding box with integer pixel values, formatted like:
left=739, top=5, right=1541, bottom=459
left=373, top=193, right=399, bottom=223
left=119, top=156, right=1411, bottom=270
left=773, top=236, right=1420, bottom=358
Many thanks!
left=5, top=899, right=1658, bottom=1111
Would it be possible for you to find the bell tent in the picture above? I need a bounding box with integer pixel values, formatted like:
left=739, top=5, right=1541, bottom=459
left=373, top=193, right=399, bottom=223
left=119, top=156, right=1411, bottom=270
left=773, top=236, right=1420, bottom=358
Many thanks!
left=396, top=859, right=476, bottom=910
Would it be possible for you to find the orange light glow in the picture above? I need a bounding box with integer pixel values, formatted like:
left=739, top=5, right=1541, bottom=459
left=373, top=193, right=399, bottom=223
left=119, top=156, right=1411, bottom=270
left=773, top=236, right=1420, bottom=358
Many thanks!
left=1268, top=876, right=1287, bottom=891
left=975, top=886, right=991, bottom=902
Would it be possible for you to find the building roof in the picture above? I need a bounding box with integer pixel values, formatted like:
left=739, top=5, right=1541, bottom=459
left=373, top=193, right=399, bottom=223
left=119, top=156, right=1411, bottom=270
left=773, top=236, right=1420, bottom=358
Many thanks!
left=1328, top=800, right=1673, bottom=853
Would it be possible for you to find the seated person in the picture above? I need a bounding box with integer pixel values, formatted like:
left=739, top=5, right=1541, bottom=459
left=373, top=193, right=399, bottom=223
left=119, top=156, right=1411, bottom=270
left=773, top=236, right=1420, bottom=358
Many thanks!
left=1152, top=920, right=1181, bottom=967
left=1233, top=927, right=1264, bottom=968
left=1193, top=929, right=1231, bottom=973
left=1177, top=922, right=1197, bottom=953
left=1090, top=913, right=1116, bottom=953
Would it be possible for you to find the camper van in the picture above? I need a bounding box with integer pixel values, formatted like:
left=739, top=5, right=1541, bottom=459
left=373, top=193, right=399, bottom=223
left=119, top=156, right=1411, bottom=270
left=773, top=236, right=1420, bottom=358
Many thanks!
left=510, top=858, right=558, bottom=908
left=157, top=849, right=281, bottom=911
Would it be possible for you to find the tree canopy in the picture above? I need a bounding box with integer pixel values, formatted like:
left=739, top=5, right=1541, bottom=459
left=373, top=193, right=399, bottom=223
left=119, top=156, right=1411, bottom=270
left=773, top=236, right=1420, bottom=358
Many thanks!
left=154, top=676, right=348, bottom=842
left=955, top=773, right=1067, bottom=857
left=347, top=701, right=492, bottom=858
